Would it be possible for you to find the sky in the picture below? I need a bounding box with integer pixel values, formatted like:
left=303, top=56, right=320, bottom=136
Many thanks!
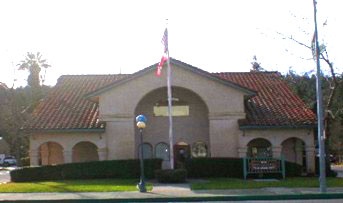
left=0, top=0, right=342, bottom=87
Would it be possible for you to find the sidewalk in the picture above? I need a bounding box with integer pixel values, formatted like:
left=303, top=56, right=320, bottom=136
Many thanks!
left=0, top=183, right=342, bottom=202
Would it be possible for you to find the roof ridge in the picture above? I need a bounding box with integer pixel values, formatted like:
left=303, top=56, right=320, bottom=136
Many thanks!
left=60, top=74, right=130, bottom=77
left=213, top=71, right=280, bottom=74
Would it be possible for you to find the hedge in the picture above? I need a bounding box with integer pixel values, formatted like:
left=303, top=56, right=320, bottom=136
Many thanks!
left=10, top=159, right=162, bottom=182
left=155, top=169, right=187, bottom=183
left=185, top=158, right=244, bottom=178
left=185, top=157, right=303, bottom=179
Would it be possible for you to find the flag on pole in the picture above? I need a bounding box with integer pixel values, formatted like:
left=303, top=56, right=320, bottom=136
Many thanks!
left=156, top=28, right=169, bottom=76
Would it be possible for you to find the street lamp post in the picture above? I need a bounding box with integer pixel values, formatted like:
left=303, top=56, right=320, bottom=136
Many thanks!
left=136, top=114, right=147, bottom=193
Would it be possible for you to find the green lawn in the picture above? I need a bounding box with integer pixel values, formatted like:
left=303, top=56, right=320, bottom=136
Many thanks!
left=0, top=179, right=152, bottom=193
left=1, top=177, right=342, bottom=193
left=191, top=177, right=343, bottom=190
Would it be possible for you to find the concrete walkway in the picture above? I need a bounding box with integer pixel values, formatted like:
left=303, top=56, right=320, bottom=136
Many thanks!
left=0, top=183, right=342, bottom=202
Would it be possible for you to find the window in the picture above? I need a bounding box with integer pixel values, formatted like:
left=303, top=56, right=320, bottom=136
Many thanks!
left=155, top=142, right=170, bottom=161
left=247, top=138, right=272, bottom=158
left=138, top=143, right=153, bottom=159
left=191, top=142, right=208, bottom=158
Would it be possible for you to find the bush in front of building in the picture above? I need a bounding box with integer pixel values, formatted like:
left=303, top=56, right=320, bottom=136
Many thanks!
left=285, top=161, right=303, bottom=177
left=185, top=158, right=244, bottom=178
left=155, top=169, right=187, bottom=183
left=20, top=157, right=30, bottom=167
left=10, top=159, right=162, bottom=182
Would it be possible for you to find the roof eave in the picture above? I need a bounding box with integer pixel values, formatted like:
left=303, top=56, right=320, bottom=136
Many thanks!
left=24, top=128, right=106, bottom=134
left=239, top=124, right=316, bottom=130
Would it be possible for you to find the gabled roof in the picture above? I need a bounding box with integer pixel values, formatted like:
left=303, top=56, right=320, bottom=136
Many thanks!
left=85, top=58, right=256, bottom=99
left=24, top=59, right=316, bottom=132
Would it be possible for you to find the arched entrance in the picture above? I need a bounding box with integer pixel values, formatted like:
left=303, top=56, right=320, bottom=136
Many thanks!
left=39, top=142, right=64, bottom=165
left=247, top=138, right=272, bottom=158
left=281, top=137, right=306, bottom=166
left=72, top=141, right=99, bottom=163
left=134, top=86, right=209, bottom=168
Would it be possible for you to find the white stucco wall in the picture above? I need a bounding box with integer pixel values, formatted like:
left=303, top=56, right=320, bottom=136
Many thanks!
left=98, top=65, right=249, bottom=160
left=29, top=132, right=106, bottom=165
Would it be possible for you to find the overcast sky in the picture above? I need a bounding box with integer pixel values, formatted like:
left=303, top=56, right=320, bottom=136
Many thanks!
left=0, top=0, right=342, bottom=87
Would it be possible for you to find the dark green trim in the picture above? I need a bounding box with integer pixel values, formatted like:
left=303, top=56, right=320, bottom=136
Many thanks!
left=240, top=125, right=316, bottom=130
left=26, top=128, right=105, bottom=134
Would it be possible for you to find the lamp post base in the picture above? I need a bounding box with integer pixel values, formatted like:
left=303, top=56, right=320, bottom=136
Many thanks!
left=137, top=180, right=147, bottom=193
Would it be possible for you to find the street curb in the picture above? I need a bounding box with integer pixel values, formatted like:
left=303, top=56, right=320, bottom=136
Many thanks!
left=1, top=193, right=343, bottom=202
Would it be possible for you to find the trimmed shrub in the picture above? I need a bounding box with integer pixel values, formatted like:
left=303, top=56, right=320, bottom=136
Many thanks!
left=10, top=159, right=162, bottom=182
left=185, top=158, right=244, bottom=178
left=20, top=157, right=30, bottom=167
left=285, top=161, right=303, bottom=177
left=155, top=169, right=187, bottom=183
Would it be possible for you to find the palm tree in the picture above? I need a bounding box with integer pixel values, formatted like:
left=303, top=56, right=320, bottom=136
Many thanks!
left=17, top=52, right=51, bottom=88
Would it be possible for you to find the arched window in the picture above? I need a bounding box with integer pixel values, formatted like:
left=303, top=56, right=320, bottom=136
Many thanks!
left=191, top=142, right=208, bottom=158
left=247, top=138, right=272, bottom=158
left=138, top=143, right=153, bottom=159
left=155, top=142, right=170, bottom=161
left=72, top=141, right=99, bottom=163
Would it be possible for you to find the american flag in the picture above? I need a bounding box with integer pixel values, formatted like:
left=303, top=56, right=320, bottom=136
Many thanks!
left=156, top=28, right=169, bottom=76
left=161, top=28, right=168, bottom=53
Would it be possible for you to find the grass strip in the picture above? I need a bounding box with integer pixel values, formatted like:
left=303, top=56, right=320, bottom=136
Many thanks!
left=0, top=179, right=152, bottom=193
left=191, top=177, right=343, bottom=190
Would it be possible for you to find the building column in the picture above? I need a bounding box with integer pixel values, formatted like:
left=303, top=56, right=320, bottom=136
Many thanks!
left=305, top=145, right=316, bottom=174
left=238, top=147, right=248, bottom=158
left=98, top=148, right=108, bottom=161
left=272, top=145, right=282, bottom=158
left=63, top=150, right=73, bottom=164
left=29, top=149, right=40, bottom=166
left=295, top=140, right=304, bottom=165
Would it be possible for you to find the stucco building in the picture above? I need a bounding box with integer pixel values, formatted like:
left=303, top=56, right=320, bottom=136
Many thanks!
left=25, top=58, right=317, bottom=173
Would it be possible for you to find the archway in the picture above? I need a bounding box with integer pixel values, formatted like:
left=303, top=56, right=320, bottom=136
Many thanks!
left=72, top=141, right=99, bottom=163
left=281, top=137, right=306, bottom=166
left=38, top=142, right=64, bottom=165
left=134, top=86, right=209, bottom=168
left=247, top=138, right=272, bottom=157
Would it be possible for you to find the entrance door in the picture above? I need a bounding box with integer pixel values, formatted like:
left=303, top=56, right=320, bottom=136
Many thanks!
left=174, top=142, right=190, bottom=169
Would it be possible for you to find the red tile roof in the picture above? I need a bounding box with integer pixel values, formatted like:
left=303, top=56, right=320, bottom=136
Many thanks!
left=25, top=74, right=129, bottom=131
left=214, top=72, right=316, bottom=128
left=24, top=66, right=316, bottom=132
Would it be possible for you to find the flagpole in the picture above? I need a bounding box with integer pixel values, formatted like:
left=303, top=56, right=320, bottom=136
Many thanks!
left=165, top=24, right=174, bottom=170
left=313, top=0, right=326, bottom=193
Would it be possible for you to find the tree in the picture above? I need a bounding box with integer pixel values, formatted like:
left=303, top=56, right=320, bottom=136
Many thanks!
left=17, top=52, right=51, bottom=104
left=250, top=55, right=265, bottom=72
left=17, top=52, right=50, bottom=87
left=0, top=52, right=52, bottom=165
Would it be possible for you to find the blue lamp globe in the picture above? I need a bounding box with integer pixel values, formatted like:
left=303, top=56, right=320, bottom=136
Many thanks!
left=136, top=115, right=147, bottom=123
